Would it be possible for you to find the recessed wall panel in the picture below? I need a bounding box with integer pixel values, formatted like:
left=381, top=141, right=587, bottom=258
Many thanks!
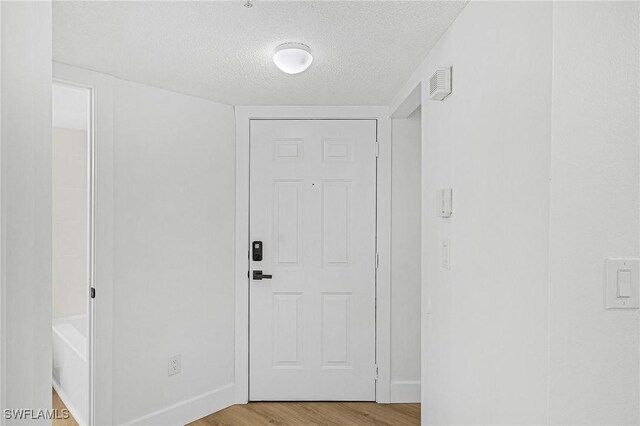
left=322, top=293, right=351, bottom=367
left=322, top=180, right=351, bottom=266
left=273, top=293, right=302, bottom=367
left=273, top=180, right=301, bottom=265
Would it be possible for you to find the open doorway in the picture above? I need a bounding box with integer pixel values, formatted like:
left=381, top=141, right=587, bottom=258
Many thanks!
left=51, top=81, right=94, bottom=425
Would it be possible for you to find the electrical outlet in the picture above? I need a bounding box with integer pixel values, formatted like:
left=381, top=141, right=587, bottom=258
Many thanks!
left=168, top=354, right=181, bottom=376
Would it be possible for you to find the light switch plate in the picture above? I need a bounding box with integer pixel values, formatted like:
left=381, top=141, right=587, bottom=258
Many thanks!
left=605, top=258, right=639, bottom=309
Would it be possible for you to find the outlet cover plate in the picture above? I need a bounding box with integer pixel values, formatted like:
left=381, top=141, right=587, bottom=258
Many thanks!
left=168, top=354, right=181, bottom=376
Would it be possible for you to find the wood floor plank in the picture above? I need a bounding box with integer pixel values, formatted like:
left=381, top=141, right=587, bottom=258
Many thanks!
left=52, top=388, right=79, bottom=426
left=190, top=402, right=420, bottom=426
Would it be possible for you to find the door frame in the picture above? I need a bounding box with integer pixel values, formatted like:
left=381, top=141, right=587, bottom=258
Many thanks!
left=234, top=106, right=391, bottom=404
left=52, top=78, right=97, bottom=425
left=53, top=62, right=116, bottom=426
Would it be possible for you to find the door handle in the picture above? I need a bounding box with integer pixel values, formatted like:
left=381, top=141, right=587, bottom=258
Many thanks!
left=253, top=270, right=273, bottom=280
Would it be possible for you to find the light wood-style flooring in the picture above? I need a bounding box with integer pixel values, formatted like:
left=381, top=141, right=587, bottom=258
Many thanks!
left=190, top=402, right=420, bottom=426
left=52, top=388, right=79, bottom=426
left=54, top=389, right=419, bottom=426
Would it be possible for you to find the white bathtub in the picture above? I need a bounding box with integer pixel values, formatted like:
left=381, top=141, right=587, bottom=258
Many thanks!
left=53, top=314, right=88, bottom=426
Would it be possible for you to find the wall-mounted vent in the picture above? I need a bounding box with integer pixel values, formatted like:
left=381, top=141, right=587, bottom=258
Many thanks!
left=429, top=67, right=452, bottom=101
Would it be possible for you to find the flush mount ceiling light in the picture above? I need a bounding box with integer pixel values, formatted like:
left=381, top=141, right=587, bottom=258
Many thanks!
left=273, top=43, right=313, bottom=75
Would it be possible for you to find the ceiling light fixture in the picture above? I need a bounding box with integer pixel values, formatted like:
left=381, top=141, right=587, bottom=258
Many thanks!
left=244, top=0, right=253, bottom=8
left=273, top=43, right=313, bottom=75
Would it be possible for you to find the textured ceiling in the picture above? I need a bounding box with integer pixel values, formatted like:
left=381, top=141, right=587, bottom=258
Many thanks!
left=53, top=1, right=467, bottom=106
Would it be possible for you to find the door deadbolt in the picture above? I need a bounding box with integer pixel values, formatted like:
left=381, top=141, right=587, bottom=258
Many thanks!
left=252, top=241, right=263, bottom=261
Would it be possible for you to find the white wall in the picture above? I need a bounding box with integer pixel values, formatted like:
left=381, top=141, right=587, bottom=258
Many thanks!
left=391, top=1, right=640, bottom=424
left=421, top=3, right=552, bottom=424
left=52, top=127, right=87, bottom=320
left=0, top=1, right=53, bottom=423
left=390, top=107, right=421, bottom=403
left=112, top=80, right=235, bottom=425
left=548, top=3, right=640, bottom=424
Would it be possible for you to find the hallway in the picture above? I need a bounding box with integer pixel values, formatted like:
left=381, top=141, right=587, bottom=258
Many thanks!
left=2, top=1, right=639, bottom=425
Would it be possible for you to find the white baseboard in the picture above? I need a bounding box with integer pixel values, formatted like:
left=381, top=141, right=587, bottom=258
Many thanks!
left=125, top=383, right=234, bottom=426
left=390, top=381, right=420, bottom=403
left=53, top=380, right=88, bottom=426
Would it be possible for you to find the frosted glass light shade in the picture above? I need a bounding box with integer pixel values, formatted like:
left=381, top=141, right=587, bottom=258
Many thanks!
left=273, top=43, right=313, bottom=74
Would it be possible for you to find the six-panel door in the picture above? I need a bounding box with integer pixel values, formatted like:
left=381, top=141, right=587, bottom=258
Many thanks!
left=249, top=119, right=377, bottom=401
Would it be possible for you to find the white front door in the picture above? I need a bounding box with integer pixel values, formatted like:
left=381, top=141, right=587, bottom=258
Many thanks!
left=249, top=119, right=377, bottom=401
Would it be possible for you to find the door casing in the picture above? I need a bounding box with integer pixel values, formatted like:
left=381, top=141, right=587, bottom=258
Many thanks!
left=52, top=78, right=96, bottom=425
left=234, top=106, right=391, bottom=404
left=53, top=62, right=116, bottom=426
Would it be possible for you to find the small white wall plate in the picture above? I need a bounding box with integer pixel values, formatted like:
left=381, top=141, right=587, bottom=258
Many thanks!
left=436, top=188, right=452, bottom=218
left=605, top=258, right=639, bottom=309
